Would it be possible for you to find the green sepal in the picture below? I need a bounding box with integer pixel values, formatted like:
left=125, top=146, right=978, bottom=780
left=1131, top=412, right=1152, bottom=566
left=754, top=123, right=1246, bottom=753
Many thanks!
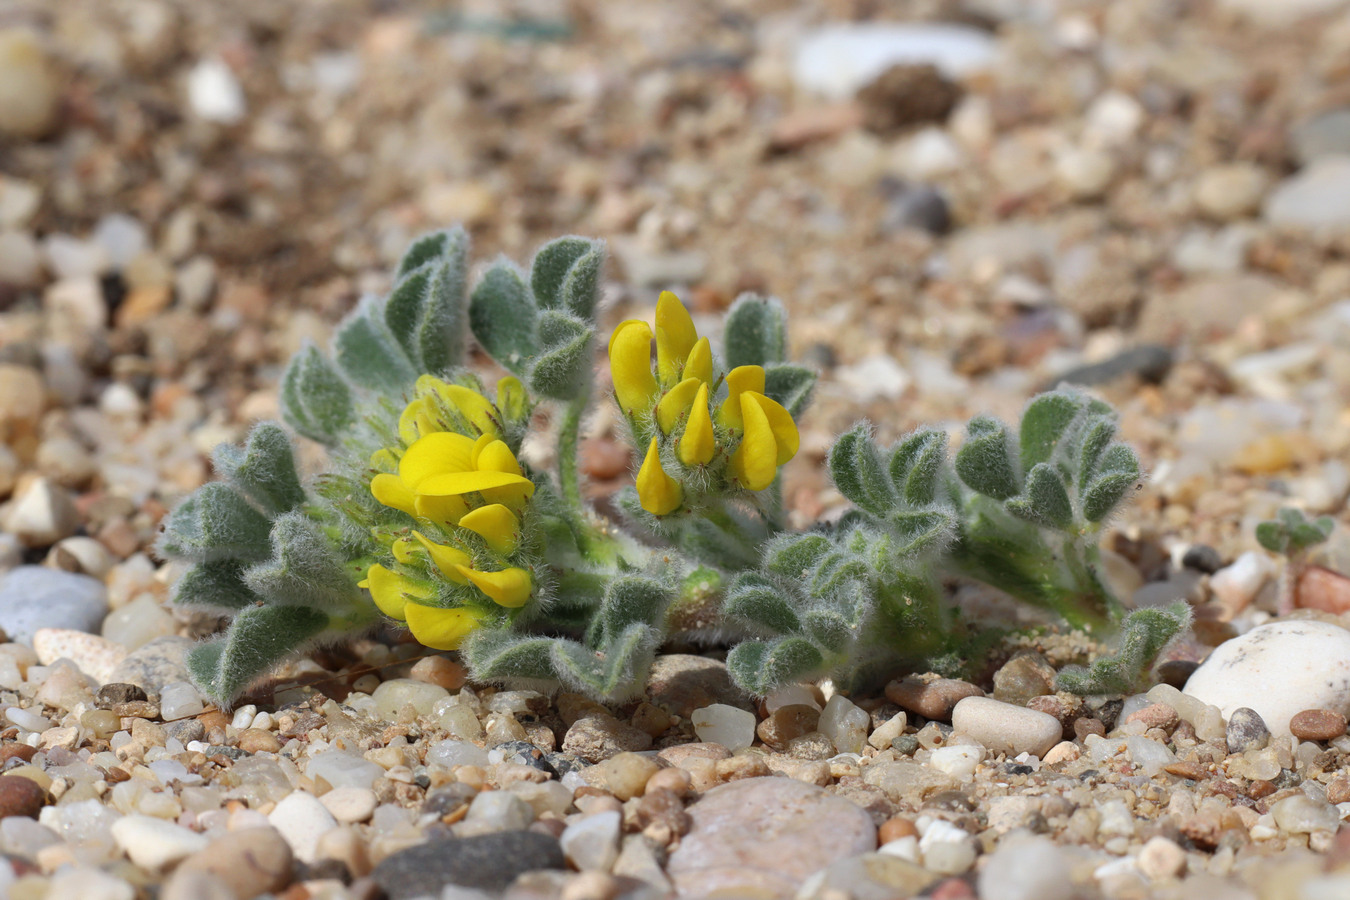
left=469, top=260, right=538, bottom=374
left=727, top=638, right=824, bottom=695
left=280, top=342, right=354, bottom=446
left=333, top=297, right=418, bottom=392
left=530, top=236, right=605, bottom=320
left=157, top=483, right=274, bottom=563
left=955, top=416, right=1020, bottom=500
left=529, top=309, right=594, bottom=400
left=829, top=425, right=897, bottom=516
left=241, top=513, right=362, bottom=610
left=1007, top=462, right=1074, bottom=531
left=888, top=428, right=947, bottom=506
left=764, top=364, right=816, bottom=418
left=188, top=604, right=331, bottom=708
left=723, top=294, right=788, bottom=368
left=212, top=422, right=306, bottom=518
left=172, top=560, right=263, bottom=611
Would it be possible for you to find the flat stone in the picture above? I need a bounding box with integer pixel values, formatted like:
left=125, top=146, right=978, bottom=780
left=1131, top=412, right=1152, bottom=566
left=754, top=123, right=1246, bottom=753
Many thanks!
left=885, top=677, right=983, bottom=721
left=667, top=776, right=876, bottom=897
left=318, top=786, right=377, bottom=824
left=33, top=628, right=126, bottom=684
left=106, top=636, right=193, bottom=693
left=0, top=567, right=109, bottom=644
left=951, top=697, right=1061, bottom=758
left=267, top=790, right=338, bottom=863
left=110, top=815, right=209, bottom=870
left=373, top=831, right=564, bottom=898
left=1184, top=620, right=1350, bottom=738
left=646, top=654, right=753, bottom=717
left=175, top=826, right=293, bottom=900
left=1265, top=156, right=1350, bottom=229
left=560, top=810, right=622, bottom=871
left=1289, top=708, right=1348, bottom=742
left=562, top=712, right=653, bottom=763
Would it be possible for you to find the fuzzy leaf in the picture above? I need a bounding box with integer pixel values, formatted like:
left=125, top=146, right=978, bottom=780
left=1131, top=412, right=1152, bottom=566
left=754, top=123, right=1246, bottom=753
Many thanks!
left=955, top=416, right=1019, bottom=500
left=552, top=623, right=660, bottom=701
left=1007, top=462, right=1074, bottom=531
left=830, top=425, right=897, bottom=516
left=383, top=266, right=434, bottom=365
left=1075, top=416, right=1116, bottom=488
left=727, top=638, right=824, bottom=695
left=723, top=294, right=788, bottom=368
left=241, top=513, right=361, bottom=610
left=189, top=604, right=331, bottom=707
left=887, top=509, right=954, bottom=556
left=416, top=254, right=470, bottom=374
left=396, top=230, right=453, bottom=278
left=1081, top=444, right=1141, bottom=522
left=172, top=561, right=263, bottom=611
left=1255, top=520, right=1289, bottom=554
left=280, top=342, right=354, bottom=446
left=803, top=609, right=851, bottom=653
left=157, top=483, right=274, bottom=563
left=333, top=297, right=418, bottom=392
left=469, top=260, right=538, bottom=374
left=764, top=364, right=816, bottom=418
left=888, top=428, right=948, bottom=506
left=724, top=576, right=802, bottom=635
left=1056, top=601, right=1190, bottom=695
left=594, top=576, right=670, bottom=646
left=1019, top=391, right=1083, bottom=469
left=213, top=422, right=306, bottom=518
left=461, top=630, right=560, bottom=682
left=531, top=236, right=605, bottom=319
left=762, top=533, right=832, bottom=581
left=529, top=309, right=594, bottom=400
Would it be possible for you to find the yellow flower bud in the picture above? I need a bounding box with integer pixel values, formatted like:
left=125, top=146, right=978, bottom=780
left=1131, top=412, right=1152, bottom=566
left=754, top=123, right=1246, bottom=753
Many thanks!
left=729, top=391, right=800, bottom=491
left=457, top=503, right=521, bottom=555
left=608, top=320, right=659, bottom=414
left=636, top=438, right=683, bottom=515
left=455, top=565, right=533, bottom=608
left=656, top=377, right=702, bottom=435
left=655, top=291, right=698, bottom=385
left=677, top=383, right=715, bottom=467
left=683, top=336, right=713, bottom=387
left=496, top=376, right=527, bottom=423
left=405, top=603, right=483, bottom=650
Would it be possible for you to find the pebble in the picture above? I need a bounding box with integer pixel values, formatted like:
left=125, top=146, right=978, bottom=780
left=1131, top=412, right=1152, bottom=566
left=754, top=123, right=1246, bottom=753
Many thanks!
left=1288, top=708, right=1347, bottom=742
left=867, top=711, right=908, bottom=751
left=176, top=827, right=293, bottom=899
left=1136, top=835, right=1187, bottom=881
left=319, top=786, right=377, bottom=824
left=819, top=694, right=870, bottom=754
left=1055, top=147, right=1116, bottom=199
left=561, top=810, right=621, bottom=871
left=158, top=681, right=204, bottom=720
left=1225, top=707, right=1271, bottom=753
left=306, top=750, right=385, bottom=790
left=563, top=713, right=653, bottom=762
left=1193, top=163, right=1268, bottom=220
left=977, top=832, right=1073, bottom=900
left=992, top=652, right=1056, bottom=705
left=101, top=594, right=175, bottom=651
left=834, top=354, right=910, bottom=402
left=188, top=57, right=246, bottom=124
left=646, top=654, right=753, bottom=716
left=0, top=566, right=109, bottom=644
left=1271, top=794, right=1341, bottom=834
left=110, top=815, right=208, bottom=870
left=372, top=678, right=450, bottom=718
left=236, top=728, right=281, bottom=754
left=929, top=745, right=984, bottom=781
left=1292, top=108, right=1350, bottom=164
left=1295, top=566, right=1350, bottom=615
left=885, top=677, right=983, bottom=721
left=667, top=777, right=876, bottom=897
left=0, top=230, right=42, bottom=286
left=1265, top=156, right=1350, bottom=229
left=758, top=704, right=821, bottom=750
left=465, top=789, right=534, bottom=832
left=691, top=703, right=756, bottom=751
left=409, top=655, right=467, bottom=690
left=267, top=790, right=338, bottom=863
left=0, top=774, right=48, bottom=818
left=581, top=752, right=661, bottom=801
left=373, top=831, right=564, bottom=898
left=45, top=868, right=134, bottom=900
left=107, top=636, right=193, bottom=692
left=793, top=23, right=996, bottom=100
left=3, top=478, right=79, bottom=547
left=0, top=29, right=61, bottom=139
left=799, top=854, right=937, bottom=899
left=160, top=870, right=236, bottom=900
left=951, top=697, right=1060, bottom=758
left=1184, top=620, right=1350, bottom=737
left=1208, top=551, right=1275, bottom=616
left=33, top=628, right=126, bottom=684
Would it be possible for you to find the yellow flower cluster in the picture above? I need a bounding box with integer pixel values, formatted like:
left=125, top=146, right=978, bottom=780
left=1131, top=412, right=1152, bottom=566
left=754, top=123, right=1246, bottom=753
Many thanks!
left=609, top=292, right=799, bottom=515
left=360, top=376, right=534, bottom=649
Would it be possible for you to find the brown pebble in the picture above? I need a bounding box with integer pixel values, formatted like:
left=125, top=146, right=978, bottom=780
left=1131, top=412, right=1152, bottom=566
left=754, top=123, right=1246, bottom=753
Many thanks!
left=409, top=656, right=467, bottom=691
left=198, top=709, right=230, bottom=734
left=1073, top=717, right=1106, bottom=741
left=646, top=767, right=692, bottom=798
left=1289, top=708, right=1348, bottom=742
left=237, top=728, right=282, bottom=754
left=0, top=744, right=37, bottom=764
left=1164, top=760, right=1209, bottom=781
left=1327, top=777, right=1350, bottom=805
left=756, top=704, right=820, bottom=751
left=630, top=701, right=673, bottom=738
left=1124, top=703, right=1179, bottom=731
left=0, top=775, right=48, bottom=818
left=1246, top=780, right=1276, bottom=800
left=1295, top=566, right=1350, bottom=615
left=878, top=816, right=920, bottom=843
left=884, top=677, right=983, bottom=721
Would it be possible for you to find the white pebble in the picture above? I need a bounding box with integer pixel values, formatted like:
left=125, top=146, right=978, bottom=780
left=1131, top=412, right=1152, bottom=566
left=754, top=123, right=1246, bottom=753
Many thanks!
left=267, top=791, right=338, bottom=863
left=868, top=711, right=907, bottom=750
left=319, top=786, right=377, bottom=825
left=951, top=697, right=1061, bottom=758
left=158, top=682, right=204, bottom=721
left=231, top=705, right=258, bottom=730
left=188, top=58, right=246, bottom=124
left=928, top=745, right=984, bottom=781
left=1209, top=551, right=1275, bottom=614
left=560, top=810, right=621, bottom=871
left=818, top=694, right=870, bottom=754
left=426, top=739, right=489, bottom=769
left=691, top=703, right=756, bottom=751
left=5, top=705, right=50, bottom=732
left=465, top=789, right=534, bottom=831
left=110, top=814, right=208, bottom=870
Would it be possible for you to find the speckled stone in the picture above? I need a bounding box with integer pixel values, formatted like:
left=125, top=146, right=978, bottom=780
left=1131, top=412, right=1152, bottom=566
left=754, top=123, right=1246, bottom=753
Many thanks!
left=1226, top=707, right=1270, bottom=754
left=33, top=627, right=126, bottom=684
left=106, top=636, right=193, bottom=693
left=667, top=776, right=876, bottom=897
left=951, top=697, right=1061, bottom=758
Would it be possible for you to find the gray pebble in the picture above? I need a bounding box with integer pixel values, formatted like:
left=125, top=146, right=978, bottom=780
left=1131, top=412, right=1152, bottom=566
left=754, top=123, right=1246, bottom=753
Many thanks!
left=1226, top=707, right=1271, bottom=754
left=0, top=565, right=108, bottom=644
left=374, top=831, right=564, bottom=898
left=107, top=636, right=194, bottom=693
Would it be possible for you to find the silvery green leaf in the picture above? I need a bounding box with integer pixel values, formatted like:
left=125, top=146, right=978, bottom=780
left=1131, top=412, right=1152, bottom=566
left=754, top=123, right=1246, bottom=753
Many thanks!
left=723, top=294, right=788, bottom=368
left=280, top=342, right=353, bottom=446
left=469, top=260, right=538, bottom=374
left=213, top=422, right=306, bottom=518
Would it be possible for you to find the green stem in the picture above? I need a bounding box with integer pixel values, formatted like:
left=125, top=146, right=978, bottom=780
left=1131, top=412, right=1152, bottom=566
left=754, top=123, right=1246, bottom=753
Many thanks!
left=557, top=395, right=588, bottom=512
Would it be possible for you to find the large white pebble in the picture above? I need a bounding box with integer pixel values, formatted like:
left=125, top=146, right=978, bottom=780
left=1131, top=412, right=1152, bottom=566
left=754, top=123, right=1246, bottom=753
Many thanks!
left=267, top=791, right=338, bottom=863
left=951, top=697, right=1060, bottom=758
left=1184, top=619, right=1350, bottom=737
left=111, top=815, right=209, bottom=870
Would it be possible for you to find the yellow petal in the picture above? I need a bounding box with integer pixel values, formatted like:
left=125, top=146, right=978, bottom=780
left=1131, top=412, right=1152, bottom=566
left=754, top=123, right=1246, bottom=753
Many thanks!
left=398, top=396, right=432, bottom=444
left=370, top=448, right=400, bottom=472
left=399, top=432, right=477, bottom=491
left=417, top=469, right=535, bottom=497
left=678, top=383, right=716, bottom=466
left=412, top=531, right=471, bottom=583
left=474, top=438, right=524, bottom=477
left=371, top=473, right=418, bottom=517
left=391, top=536, right=418, bottom=564
left=481, top=482, right=536, bottom=515
left=456, top=565, right=533, bottom=608
left=655, top=291, right=698, bottom=385
left=439, top=383, right=500, bottom=437
left=718, top=365, right=767, bottom=430
left=497, top=376, right=527, bottom=422
left=360, top=563, right=430, bottom=621
left=608, top=320, right=658, bottom=414
left=636, top=438, right=683, bottom=515
left=746, top=391, right=799, bottom=465
left=413, top=493, right=471, bottom=529
left=730, top=391, right=780, bottom=491
left=656, top=377, right=702, bottom=435
left=405, top=603, right=483, bottom=650
left=683, top=337, right=713, bottom=387
left=458, top=503, right=521, bottom=555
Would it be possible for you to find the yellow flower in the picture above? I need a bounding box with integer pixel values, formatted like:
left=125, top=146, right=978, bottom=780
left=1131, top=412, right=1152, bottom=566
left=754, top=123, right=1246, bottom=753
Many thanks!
left=359, top=564, right=433, bottom=621
left=655, top=291, right=698, bottom=384
left=677, top=383, right=716, bottom=466
left=410, top=532, right=472, bottom=584
left=371, top=431, right=534, bottom=529
left=636, top=438, right=683, bottom=515
left=457, top=503, right=521, bottom=555
left=405, top=603, right=484, bottom=650
left=729, top=390, right=800, bottom=491
left=455, top=565, right=532, bottom=608
left=609, top=292, right=716, bottom=418
left=398, top=375, right=502, bottom=444
left=608, top=319, right=659, bottom=415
